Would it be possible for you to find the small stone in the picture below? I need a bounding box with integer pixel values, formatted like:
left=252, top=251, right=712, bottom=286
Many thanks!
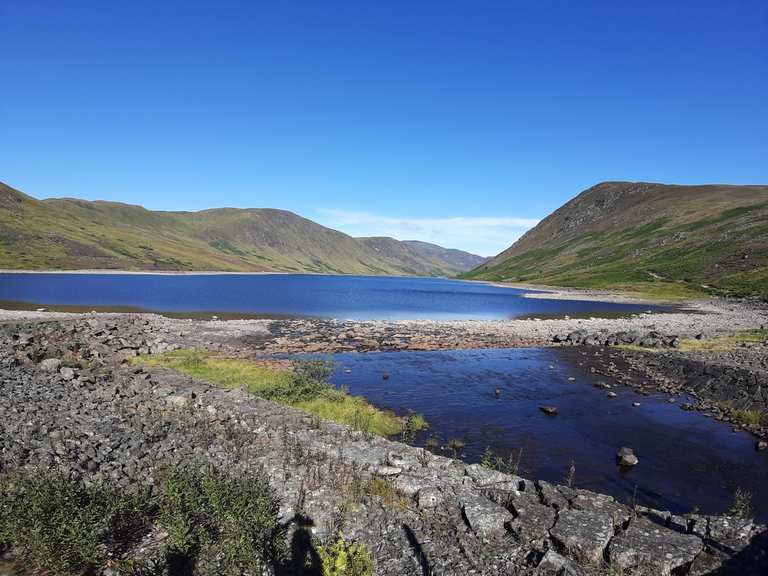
left=416, top=487, right=443, bottom=509
left=167, top=395, right=190, bottom=408
left=539, top=405, right=558, bottom=416
left=59, top=367, right=75, bottom=381
left=756, top=441, right=767, bottom=451
left=39, top=358, right=62, bottom=373
left=607, top=391, right=617, bottom=399
left=617, top=447, right=639, bottom=467
left=632, top=402, right=641, bottom=407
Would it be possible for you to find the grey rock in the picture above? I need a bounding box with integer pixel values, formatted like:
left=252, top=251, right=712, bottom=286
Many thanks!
left=416, top=487, right=443, bottom=509
left=537, top=549, right=585, bottom=575
left=616, top=446, right=638, bottom=467
left=60, top=366, right=76, bottom=380
left=608, top=517, right=703, bottom=576
left=508, top=493, right=556, bottom=542
left=550, top=508, right=614, bottom=564
left=39, top=358, right=62, bottom=373
left=460, top=492, right=513, bottom=538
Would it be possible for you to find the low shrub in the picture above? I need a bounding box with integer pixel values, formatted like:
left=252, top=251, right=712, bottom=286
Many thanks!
left=157, top=465, right=286, bottom=575
left=0, top=466, right=284, bottom=576
left=317, top=536, right=373, bottom=576
left=0, top=471, right=152, bottom=574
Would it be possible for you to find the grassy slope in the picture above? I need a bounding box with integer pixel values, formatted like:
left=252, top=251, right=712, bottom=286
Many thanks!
left=463, top=182, right=768, bottom=299
left=0, top=182, right=479, bottom=276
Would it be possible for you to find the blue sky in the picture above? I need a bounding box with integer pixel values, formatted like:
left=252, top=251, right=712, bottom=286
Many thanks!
left=2, top=1, right=766, bottom=256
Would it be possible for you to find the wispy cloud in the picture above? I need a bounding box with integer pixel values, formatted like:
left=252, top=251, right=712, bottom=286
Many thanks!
left=314, top=209, right=540, bottom=257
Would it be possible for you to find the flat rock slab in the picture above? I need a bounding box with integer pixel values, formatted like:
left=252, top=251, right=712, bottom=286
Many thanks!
left=608, top=518, right=703, bottom=576
left=509, top=493, right=557, bottom=542
left=460, top=492, right=513, bottom=538
left=550, top=508, right=614, bottom=564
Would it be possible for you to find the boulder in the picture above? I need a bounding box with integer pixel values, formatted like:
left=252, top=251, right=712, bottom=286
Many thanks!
left=59, top=367, right=76, bottom=381
left=608, top=518, right=704, bottom=576
left=551, top=508, right=614, bottom=564
left=616, top=447, right=638, bottom=467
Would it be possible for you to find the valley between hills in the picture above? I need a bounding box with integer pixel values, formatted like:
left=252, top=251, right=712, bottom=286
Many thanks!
left=2, top=180, right=768, bottom=576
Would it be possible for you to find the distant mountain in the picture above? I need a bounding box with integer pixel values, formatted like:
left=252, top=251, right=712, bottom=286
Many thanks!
left=463, top=181, right=768, bottom=299
left=358, top=237, right=486, bottom=276
left=0, top=181, right=483, bottom=276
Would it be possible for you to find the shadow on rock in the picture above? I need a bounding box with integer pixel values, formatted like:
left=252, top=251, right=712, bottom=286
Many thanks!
left=403, top=523, right=431, bottom=576
left=710, top=528, right=768, bottom=575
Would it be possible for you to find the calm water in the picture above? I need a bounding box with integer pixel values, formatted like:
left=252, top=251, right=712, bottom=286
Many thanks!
left=0, top=273, right=661, bottom=320
left=326, top=348, right=768, bottom=520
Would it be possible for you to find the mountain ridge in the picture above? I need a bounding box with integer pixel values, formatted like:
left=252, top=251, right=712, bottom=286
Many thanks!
left=463, top=181, right=768, bottom=299
left=0, top=181, right=482, bottom=276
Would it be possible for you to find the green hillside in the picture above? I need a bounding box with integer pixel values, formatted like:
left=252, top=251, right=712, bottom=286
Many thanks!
left=0, top=182, right=481, bottom=276
left=463, top=182, right=768, bottom=300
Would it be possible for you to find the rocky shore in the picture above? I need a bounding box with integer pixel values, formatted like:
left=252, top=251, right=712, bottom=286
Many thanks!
left=1, top=302, right=767, bottom=575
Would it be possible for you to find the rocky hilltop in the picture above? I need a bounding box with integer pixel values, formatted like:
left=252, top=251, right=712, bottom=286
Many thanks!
left=2, top=309, right=767, bottom=575
left=0, top=181, right=482, bottom=276
left=464, top=181, right=768, bottom=299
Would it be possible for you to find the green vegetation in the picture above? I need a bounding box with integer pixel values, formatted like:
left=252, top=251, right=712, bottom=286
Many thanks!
left=616, top=330, right=768, bottom=357
left=463, top=182, right=768, bottom=300
left=728, top=487, right=753, bottom=519
left=447, top=438, right=465, bottom=457
left=0, top=181, right=480, bottom=276
left=713, top=400, right=766, bottom=428
left=0, top=471, right=151, bottom=574
left=317, top=536, right=374, bottom=576
left=132, top=350, right=427, bottom=437
left=157, top=466, right=285, bottom=575
left=0, top=466, right=284, bottom=575
left=348, top=476, right=409, bottom=510
left=677, top=329, right=768, bottom=352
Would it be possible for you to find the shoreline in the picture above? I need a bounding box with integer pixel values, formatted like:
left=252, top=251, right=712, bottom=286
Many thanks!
left=481, top=279, right=703, bottom=305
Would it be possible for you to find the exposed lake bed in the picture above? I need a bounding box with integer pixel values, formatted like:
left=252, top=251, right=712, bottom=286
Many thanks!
left=1, top=274, right=767, bottom=573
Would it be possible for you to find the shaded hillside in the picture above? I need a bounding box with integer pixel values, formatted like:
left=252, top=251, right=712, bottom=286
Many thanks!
left=463, top=182, right=768, bottom=299
left=0, top=182, right=481, bottom=276
left=403, top=240, right=487, bottom=272
left=358, top=237, right=486, bottom=276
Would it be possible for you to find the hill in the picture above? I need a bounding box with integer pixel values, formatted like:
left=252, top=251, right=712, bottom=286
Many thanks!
left=358, top=237, right=486, bottom=276
left=463, top=181, right=768, bottom=299
left=0, top=182, right=482, bottom=276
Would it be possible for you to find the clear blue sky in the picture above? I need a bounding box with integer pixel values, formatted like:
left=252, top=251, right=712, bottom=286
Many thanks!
left=2, top=1, right=766, bottom=255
